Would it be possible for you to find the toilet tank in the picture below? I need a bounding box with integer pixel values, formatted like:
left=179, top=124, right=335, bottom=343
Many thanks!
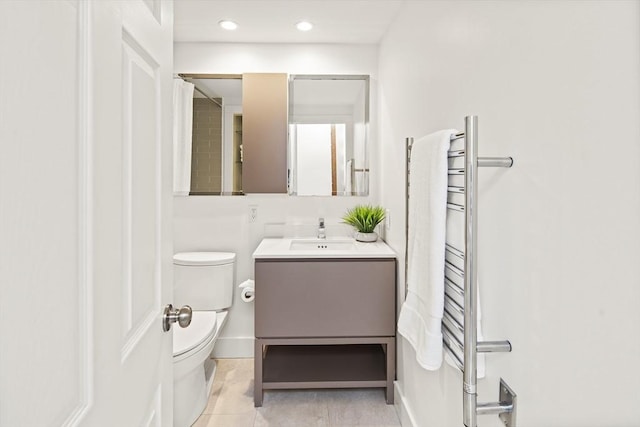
left=173, top=252, right=236, bottom=311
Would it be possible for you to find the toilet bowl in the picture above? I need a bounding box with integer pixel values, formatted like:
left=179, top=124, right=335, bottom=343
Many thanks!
left=172, top=252, right=235, bottom=427
left=173, top=311, right=228, bottom=427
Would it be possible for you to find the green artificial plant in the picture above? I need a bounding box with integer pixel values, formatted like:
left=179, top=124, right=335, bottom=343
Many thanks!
left=342, top=204, right=386, bottom=234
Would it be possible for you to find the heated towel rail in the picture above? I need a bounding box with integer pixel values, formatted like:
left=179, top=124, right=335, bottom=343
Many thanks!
left=405, top=116, right=517, bottom=427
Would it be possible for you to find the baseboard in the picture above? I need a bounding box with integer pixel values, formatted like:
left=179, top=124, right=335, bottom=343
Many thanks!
left=394, top=381, right=418, bottom=427
left=212, top=337, right=254, bottom=358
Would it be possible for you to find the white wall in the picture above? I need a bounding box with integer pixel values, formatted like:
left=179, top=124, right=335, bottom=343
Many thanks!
left=175, top=43, right=378, bottom=75
left=379, top=1, right=640, bottom=426
left=174, top=43, right=379, bottom=356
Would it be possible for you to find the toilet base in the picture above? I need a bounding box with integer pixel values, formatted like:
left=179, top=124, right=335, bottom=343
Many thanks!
left=174, top=358, right=217, bottom=427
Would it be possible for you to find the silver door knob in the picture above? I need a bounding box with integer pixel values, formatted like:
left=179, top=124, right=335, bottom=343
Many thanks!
left=162, top=304, right=192, bottom=332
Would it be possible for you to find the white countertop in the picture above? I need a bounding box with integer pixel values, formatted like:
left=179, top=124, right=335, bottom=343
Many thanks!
left=253, top=237, right=397, bottom=259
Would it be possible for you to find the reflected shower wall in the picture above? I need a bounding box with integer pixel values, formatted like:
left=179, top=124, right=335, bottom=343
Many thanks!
left=190, top=97, right=222, bottom=193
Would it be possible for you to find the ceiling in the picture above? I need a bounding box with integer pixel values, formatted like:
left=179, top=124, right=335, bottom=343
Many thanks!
left=191, top=78, right=243, bottom=104
left=174, top=0, right=405, bottom=44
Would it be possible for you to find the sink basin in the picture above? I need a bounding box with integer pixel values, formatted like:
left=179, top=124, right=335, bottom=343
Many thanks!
left=253, top=237, right=397, bottom=259
left=289, top=239, right=355, bottom=251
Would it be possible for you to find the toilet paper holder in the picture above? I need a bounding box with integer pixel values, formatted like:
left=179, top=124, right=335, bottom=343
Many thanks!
left=239, top=279, right=255, bottom=302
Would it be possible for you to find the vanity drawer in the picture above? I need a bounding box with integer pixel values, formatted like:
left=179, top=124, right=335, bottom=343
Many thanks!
left=255, top=259, right=396, bottom=338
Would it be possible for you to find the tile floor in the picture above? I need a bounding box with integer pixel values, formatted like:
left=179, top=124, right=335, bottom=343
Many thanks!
left=192, top=358, right=401, bottom=427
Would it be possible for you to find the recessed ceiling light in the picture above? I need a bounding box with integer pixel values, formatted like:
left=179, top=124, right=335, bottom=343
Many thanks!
left=296, top=21, right=313, bottom=32
left=219, top=20, right=238, bottom=31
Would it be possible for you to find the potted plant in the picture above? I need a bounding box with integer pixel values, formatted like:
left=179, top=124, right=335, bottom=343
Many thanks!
left=342, top=204, right=386, bottom=242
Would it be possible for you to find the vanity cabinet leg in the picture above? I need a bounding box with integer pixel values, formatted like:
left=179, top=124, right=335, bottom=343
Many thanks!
left=386, top=339, right=395, bottom=404
left=254, top=339, right=263, bottom=407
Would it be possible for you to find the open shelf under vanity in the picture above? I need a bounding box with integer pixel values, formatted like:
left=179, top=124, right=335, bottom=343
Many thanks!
left=259, top=341, right=391, bottom=390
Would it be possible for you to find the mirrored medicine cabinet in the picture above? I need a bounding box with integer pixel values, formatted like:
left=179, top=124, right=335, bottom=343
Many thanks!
left=288, top=75, right=369, bottom=196
left=175, top=73, right=369, bottom=197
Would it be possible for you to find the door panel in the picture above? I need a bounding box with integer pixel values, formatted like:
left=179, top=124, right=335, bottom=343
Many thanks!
left=242, top=73, right=288, bottom=193
left=121, top=30, right=161, bottom=361
left=0, top=2, right=92, bottom=425
left=0, top=1, right=174, bottom=425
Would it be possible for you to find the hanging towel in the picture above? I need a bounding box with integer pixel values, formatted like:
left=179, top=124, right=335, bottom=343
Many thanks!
left=345, top=159, right=353, bottom=194
left=398, top=129, right=457, bottom=370
left=173, top=78, right=194, bottom=195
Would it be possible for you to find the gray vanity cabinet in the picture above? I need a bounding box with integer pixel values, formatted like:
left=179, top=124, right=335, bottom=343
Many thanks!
left=253, top=258, right=396, bottom=407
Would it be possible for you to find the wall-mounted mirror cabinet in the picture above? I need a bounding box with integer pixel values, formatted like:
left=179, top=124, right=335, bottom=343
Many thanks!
left=173, top=73, right=369, bottom=196
left=288, top=75, right=369, bottom=196
left=175, top=74, right=244, bottom=195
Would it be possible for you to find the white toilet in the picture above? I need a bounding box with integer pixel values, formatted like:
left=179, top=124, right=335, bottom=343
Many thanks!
left=172, top=251, right=235, bottom=427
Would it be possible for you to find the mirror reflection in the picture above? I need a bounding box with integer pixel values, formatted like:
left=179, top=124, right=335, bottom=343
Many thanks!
left=288, top=75, right=370, bottom=196
left=172, top=73, right=370, bottom=196
left=174, top=74, right=243, bottom=196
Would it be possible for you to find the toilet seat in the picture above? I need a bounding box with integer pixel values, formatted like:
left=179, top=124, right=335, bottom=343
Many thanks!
left=173, top=311, right=218, bottom=359
left=173, top=252, right=235, bottom=266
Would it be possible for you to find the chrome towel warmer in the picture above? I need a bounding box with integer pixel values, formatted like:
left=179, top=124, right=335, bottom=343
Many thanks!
left=405, top=116, right=517, bottom=427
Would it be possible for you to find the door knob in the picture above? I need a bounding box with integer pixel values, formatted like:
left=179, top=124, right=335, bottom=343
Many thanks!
left=162, top=304, right=192, bottom=332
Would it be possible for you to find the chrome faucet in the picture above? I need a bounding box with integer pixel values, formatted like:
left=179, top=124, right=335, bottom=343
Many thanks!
left=317, top=217, right=326, bottom=239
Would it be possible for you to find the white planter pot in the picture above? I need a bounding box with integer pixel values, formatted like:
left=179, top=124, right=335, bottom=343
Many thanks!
left=355, top=232, right=378, bottom=242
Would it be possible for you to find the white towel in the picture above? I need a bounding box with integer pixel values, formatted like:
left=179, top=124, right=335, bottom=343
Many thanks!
left=172, top=78, right=194, bottom=195
left=398, top=129, right=456, bottom=370
left=345, top=159, right=353, bottom=194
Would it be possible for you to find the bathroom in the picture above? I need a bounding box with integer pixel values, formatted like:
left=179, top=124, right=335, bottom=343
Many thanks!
left=1, top=1, right=639, bottom=426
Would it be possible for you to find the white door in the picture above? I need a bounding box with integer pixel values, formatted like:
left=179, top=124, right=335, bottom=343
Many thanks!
left=0, top=1, right=174, bottom=425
